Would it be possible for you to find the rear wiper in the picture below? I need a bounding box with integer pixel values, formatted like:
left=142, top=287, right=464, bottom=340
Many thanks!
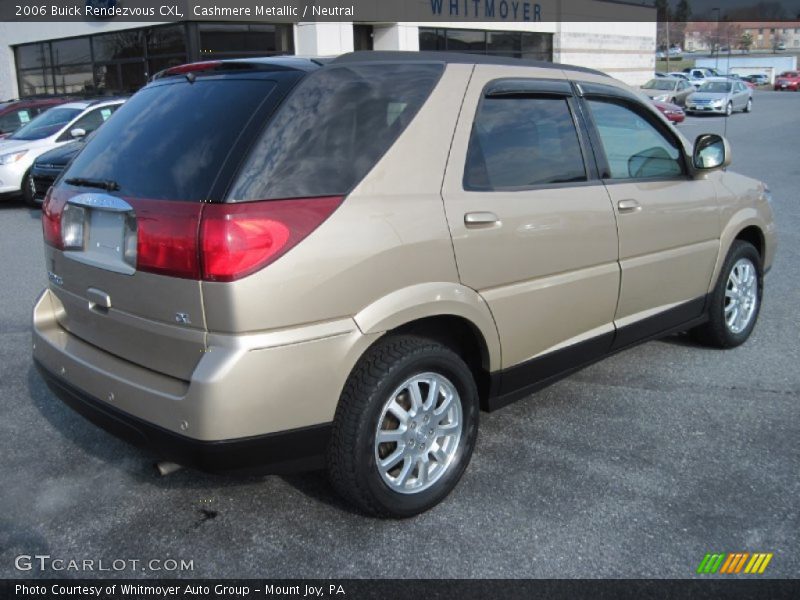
left=65, top=177, right=120, bottom=192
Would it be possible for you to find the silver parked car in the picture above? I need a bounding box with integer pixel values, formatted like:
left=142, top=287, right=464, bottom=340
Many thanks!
left=685, top=78, right=753, bottom=116
left=641, top=77, right=694, bottom=106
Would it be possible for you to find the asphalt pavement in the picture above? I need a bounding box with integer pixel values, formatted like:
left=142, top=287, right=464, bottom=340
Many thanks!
left=0, top=89, right=797, bottom=579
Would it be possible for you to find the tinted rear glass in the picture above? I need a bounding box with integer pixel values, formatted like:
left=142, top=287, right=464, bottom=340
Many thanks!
left=228, top=63, right=444, bottom=201
left=62, top=79, right=278, bottom=201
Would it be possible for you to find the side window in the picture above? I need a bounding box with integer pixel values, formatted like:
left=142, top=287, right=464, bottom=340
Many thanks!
left=72, top=105, right=117, bottom=135
left=0, top=112, right=21, bottom=134
left=464, top=95, right=586, bottom=190
left=587, top=98, right=684, bottom=180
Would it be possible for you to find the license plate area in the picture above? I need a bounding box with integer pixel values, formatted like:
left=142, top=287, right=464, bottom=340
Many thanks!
left=62, top=193, right=137, bottom=275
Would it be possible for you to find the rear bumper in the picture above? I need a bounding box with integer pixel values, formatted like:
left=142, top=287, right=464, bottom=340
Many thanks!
left=35, top=360, right=330, bottom=473
left=32, top=288, right=377, bottom=472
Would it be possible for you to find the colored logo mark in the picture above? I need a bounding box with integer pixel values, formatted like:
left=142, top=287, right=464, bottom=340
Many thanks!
left=697, top=552, right=773, bottom=574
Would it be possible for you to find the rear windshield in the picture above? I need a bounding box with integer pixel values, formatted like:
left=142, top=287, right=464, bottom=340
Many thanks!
left=10, top=107, right=81, bottom=140
left=642, top=79, right=675, bottom=90
left=62, top=79, right=278, bottom=201
left=227, top=63, right=444, bottom=202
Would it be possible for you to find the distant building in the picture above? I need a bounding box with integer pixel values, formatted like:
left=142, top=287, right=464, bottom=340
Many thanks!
left=685, top=21, right=800, bottom=52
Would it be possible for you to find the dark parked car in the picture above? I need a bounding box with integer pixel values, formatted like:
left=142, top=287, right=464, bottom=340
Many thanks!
left=29, top=139, right=84, bottom=205
left=0, top=97, right=71, bottom=138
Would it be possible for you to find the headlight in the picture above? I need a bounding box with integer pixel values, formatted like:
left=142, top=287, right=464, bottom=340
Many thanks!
left=710, top=99, right=723, bottom=106
left=0, top=150, right=28, bottom=165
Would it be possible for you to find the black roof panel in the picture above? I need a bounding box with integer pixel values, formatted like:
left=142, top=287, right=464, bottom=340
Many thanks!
left=330, top=51, right=608, bottom=77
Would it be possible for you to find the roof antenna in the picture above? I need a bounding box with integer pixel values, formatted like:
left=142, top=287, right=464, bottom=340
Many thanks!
left=185, top=72, right=196, bottom=84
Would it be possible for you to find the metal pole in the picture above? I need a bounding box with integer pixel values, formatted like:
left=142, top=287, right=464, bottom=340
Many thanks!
left=666, top=18, right=670, bottom=73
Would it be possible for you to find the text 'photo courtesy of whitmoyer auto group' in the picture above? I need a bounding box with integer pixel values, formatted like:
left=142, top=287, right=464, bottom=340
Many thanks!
left=0, top=1, right=798, bottom=599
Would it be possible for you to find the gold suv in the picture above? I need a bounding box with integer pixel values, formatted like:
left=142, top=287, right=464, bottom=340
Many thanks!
left=33, top=52, right=776, bottom=517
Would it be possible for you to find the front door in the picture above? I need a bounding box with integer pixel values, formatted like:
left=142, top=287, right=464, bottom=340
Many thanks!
left=579, top=87, right=719, bottom=344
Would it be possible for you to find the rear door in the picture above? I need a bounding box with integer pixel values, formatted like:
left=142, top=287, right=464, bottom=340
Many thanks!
left=44, top=70, right=305, bottom=380
left=577, top=82, right=719, bottom=345
left=441, top=66, right=620, bottom=382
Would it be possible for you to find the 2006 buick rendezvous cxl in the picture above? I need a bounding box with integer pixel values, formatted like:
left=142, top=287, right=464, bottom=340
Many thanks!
left=33, top=52, right=776, bottom=517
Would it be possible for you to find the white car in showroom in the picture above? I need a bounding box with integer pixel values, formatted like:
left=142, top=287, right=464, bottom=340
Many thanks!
left=0, top=98, right=124, bottom=206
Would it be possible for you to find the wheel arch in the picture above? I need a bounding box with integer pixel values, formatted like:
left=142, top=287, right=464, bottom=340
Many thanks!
left=351, top=283, right=502, bottom=407
left=708, top=213, right=769, bottom=294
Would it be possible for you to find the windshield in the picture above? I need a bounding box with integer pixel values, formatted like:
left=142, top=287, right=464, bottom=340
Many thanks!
left=698, top=82, right=732, bottom=93
left=642, top=79, right=675, bottom=90
left=10, top=107, right=81, bottom=140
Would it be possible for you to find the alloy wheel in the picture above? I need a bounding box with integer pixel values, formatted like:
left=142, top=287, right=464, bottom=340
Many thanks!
left=724, top=258, right=758, bottom=334
left=374, top=372, right=463, bottom=495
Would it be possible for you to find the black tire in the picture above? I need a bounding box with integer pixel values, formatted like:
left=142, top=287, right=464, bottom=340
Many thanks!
left=21, top=171, right=37, bottom=208
left=725, top=102, right=733, bottom=117
left=327, top=335, right=479, bottom=518
left=744, top=98, right=753, bottom=113
left=691, top=241, right=763, bottom=348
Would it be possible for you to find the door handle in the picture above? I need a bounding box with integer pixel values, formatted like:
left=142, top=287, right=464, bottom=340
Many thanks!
left=464, top=212, right=500, bottom=227
left=617, top=199, right=642, bottom=213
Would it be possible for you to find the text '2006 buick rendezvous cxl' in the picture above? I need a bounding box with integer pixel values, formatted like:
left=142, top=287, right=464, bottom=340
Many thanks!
left=33, top=52, right=776, bottom=517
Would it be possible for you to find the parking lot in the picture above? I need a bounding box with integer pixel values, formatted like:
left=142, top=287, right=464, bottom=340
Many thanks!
left=0, top=89, right=798, bottom=579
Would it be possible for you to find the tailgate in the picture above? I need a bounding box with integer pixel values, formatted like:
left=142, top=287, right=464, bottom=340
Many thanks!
left=45, top=235, right=205, bottom=382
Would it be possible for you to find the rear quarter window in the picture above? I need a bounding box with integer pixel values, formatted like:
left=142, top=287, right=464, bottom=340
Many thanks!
left=228, top=63, right=444, bottom=201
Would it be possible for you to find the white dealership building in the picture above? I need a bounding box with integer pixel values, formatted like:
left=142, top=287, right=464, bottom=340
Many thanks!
left=0, top=6, right=656, bottom=100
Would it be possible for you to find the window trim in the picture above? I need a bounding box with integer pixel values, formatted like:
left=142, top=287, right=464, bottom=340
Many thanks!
left=576, top=83, right=690, bottom=183
left=462, top=78, right=597, bottom=193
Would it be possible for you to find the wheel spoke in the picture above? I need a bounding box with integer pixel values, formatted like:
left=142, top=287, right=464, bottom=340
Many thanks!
left=437, top=422, right=459, bottom=437
left=388, top=400, right=410, bottom=424
left=396, top=458, right=413, bottom=486
left=416, top=457, right=429, bottom=486
left=424, top=378, right=439, bottom=410
left=408, top=381, right=424, bottom=414
left=434, top=390, right=454, bottom=416
left=431, top=447, right=448, bottom=464
left=377, top=428, right=405, bottom=444
left=380, top=447, right=405, bottom=470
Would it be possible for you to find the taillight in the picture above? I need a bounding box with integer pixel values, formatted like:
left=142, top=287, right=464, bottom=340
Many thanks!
left=42, top=194, right=342, bottom=282
left=132, top=199, right=202, bottom=279
left=200, top=197, right=343, bottom=282
left=42, top=187, right=66, bottom=250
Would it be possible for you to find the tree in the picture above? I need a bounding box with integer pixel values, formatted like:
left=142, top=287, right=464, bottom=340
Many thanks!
left=672, top=0, right=692, bottom=48
left=655, top=0, right=672, bottom=52
left=739, top=32, right=754, bottom=53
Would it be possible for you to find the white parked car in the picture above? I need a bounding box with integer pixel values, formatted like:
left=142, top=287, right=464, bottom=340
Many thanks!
left=0, top=98, right=124, bottom=206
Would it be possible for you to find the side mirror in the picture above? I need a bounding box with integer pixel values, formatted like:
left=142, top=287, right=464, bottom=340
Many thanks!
left=693, top=133, right=731, bottom=171
left=70, top=127, right=86, bottom=139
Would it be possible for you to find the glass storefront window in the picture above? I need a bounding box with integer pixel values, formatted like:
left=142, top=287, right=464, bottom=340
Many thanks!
left=53, top=64, right=95, bottom=95
left=16, top=43, right=50, bottom=70
left=521, top=32, right=553, bottom=61
left=93, top=30, right=145, bottom=62
left=147, top=25, right=186, bottom=56
left=18, top=70, right=53, bottom=96
left=51, top=37, right=91, bottom=66
left=199, top=23, right=291, bottom=57
left=419, top=28, right=553, bottom=61
left=445, top=29, right=486, bottom=53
